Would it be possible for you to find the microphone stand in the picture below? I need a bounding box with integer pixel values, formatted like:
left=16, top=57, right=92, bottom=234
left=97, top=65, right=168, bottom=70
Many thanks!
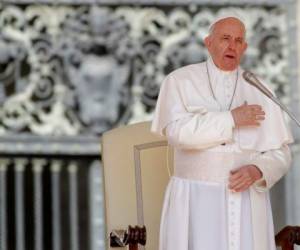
left=269, top=95, right=300, bottom=127
left=243, top=71, right=300, bottom=127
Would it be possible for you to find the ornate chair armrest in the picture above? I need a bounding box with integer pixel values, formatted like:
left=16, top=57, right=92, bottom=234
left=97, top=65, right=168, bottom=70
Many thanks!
left=275, top=226, right=300, bottom=250
left=110, top=225, right=146, bottom=250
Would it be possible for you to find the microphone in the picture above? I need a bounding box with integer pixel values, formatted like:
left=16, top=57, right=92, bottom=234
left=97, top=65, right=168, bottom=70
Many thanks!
left=242, top=70, right=300, bottom=127
left=242, top=71, right=274, bottom=99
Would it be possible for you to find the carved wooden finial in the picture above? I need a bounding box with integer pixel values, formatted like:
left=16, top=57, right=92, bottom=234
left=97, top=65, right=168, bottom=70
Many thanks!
left=275, top=226, right=300, bottom=250
left=110, top=225, right=146, bottom=249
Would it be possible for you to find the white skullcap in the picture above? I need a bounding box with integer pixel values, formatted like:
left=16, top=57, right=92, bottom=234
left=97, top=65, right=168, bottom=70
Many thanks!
left=208, top=9, right=246, bottom=33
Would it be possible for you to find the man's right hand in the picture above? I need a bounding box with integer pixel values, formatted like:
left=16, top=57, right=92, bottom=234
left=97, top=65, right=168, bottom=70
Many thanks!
left=231, top=102, right=265, bottom=127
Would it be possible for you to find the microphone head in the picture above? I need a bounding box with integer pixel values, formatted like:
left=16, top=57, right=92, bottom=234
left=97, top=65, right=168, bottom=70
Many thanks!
left=242, top=70, right=274, bottom=98
left=242, top=70, right=256, bottom=85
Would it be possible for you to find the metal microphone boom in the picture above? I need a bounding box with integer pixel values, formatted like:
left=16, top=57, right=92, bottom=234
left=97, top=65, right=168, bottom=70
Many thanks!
left=242, top=70, right=300, bottom=127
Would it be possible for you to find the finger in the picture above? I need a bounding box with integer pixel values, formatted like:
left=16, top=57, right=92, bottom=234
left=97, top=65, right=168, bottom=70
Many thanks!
left=230, top=178, right=251, bottom=190
left=230, top=168, right=240, bottom=174
left=229, top=180, right=246, bottom=191
left=229, top=175, right=248, bottom=187
left=233, top=179, right=253, bottom=192
left=248, top=122, right=261, bottom=126
left=247, top=104, right=262, bottom=110
left=242, top=121, right=260, bottom=127
left=255, top=115, right=265, bottom=121
left=234, top=185, right=250, bottom=192
left=252, top=110, right=265, bottom=115
left=245, top=118, right=262, bottom=124
left=229, top=171, right=242, bottom=180
left=248, top=115, right=265, bottom=122
left=229, top=171, right=243, bottom=181
left=229, top=175, right=241, bottom=183
left=229, top=176, right=247, bottom=187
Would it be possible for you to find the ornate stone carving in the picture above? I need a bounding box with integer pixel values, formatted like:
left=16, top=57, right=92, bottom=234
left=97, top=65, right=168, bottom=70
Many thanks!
left=0, top=4, right=289, bottom=136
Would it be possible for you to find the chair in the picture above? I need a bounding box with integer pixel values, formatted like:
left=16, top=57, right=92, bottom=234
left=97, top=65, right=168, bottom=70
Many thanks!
left=101, top=121, right=173, bottom=250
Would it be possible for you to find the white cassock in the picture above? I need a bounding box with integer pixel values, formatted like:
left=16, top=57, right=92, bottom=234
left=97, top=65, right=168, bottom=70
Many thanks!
left=151, top=57, right=293, bottom=250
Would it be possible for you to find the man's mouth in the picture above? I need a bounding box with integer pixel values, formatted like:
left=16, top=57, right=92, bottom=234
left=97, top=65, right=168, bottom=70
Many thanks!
left=225, top=55, right=236, bottom=59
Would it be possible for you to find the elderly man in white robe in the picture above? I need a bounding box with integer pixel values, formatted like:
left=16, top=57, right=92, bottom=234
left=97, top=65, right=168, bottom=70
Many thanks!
left=151, top=15, right=293, bottom=250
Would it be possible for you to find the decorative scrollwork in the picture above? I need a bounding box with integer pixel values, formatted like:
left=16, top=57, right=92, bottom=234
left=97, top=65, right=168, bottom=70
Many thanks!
left=0, top=4, right=289, bottom=135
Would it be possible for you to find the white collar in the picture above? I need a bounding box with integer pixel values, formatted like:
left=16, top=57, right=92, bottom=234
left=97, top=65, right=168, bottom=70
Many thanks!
left=206, top=56, right=239, bottom=91
left=206, top=56, right=238, bottom=77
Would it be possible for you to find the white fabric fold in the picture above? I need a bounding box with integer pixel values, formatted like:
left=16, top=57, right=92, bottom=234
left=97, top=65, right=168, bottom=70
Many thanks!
left=175, top=111, right=234, bottom=149
left=159, top=177, right=276, bottom=250
left=249, top=186, right=270, bottom=250
left=251, top=145, right=292, bottom=192
left=159, top=177, right=190, bottom=250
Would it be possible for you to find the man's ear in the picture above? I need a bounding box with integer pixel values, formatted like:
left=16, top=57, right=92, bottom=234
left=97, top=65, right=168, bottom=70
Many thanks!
left=204, top=36, right=211, bottom=49
left=243, top=42, right=248, bottom=52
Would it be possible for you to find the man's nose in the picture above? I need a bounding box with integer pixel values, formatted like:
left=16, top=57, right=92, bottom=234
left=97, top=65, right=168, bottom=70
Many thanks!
left=228, top=39, right=236, bottom=50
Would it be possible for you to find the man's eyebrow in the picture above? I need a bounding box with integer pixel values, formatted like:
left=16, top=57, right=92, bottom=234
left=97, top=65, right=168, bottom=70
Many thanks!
left=221, top=34, right=245, bottom=40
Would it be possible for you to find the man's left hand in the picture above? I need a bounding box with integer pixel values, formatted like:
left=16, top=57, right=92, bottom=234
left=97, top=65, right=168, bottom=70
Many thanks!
left=228, top=165, right=263, bottom=192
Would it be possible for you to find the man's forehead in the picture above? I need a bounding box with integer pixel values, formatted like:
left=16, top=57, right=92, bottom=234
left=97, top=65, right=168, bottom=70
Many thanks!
left=216, top=17, right=244, bottom=28
left=210, top=17, right=246, bottom=38
left=209, top=11, right=245, bottom=27
left=215, top=20, right=245, bottom=31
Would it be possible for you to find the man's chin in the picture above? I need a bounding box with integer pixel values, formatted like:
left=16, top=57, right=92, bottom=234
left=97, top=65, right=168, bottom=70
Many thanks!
left=221, top=60, right=238, bottom=71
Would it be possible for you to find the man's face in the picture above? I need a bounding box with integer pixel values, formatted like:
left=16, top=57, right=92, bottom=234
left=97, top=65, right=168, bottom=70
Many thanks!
left=204, top=17, right=248, bottom=71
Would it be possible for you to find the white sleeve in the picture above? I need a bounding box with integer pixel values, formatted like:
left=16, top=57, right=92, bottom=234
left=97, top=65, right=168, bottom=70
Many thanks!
left=251, top=144, right=292, bottom=192
left=165, top=110, right=235, bottom=149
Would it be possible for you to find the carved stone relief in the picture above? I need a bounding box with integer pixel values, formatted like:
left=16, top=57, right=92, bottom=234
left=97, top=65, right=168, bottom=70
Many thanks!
left=0, top=3, right=289, bottom=136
